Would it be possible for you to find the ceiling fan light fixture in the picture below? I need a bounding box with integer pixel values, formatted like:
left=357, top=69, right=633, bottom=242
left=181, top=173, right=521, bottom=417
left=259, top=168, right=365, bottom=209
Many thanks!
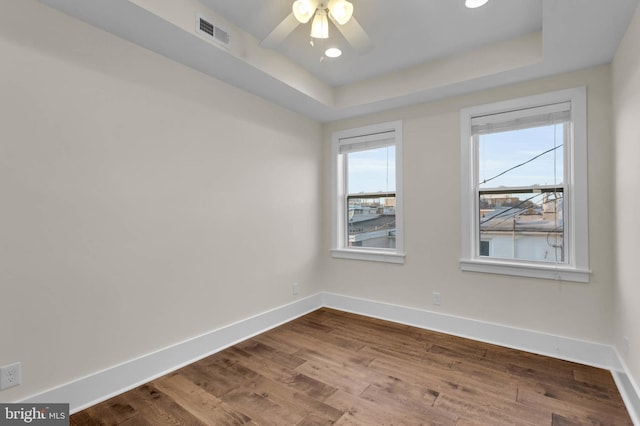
left=325, top=47, right=342, bottom=58
left=310, top=8, right=329, bottom=39
left=293, top=0, right=316, bottom=23
left=465, top=0, right=489, bottom=8
left=328, top=0, right=353, bottom=25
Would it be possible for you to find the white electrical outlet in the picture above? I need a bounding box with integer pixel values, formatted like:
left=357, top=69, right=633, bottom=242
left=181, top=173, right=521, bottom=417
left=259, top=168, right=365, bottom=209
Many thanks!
left=292, top=282, right=300, bottom=295
left=0, top=362, right=21, bottom=390
left=432, top=292, right=441, bottom=306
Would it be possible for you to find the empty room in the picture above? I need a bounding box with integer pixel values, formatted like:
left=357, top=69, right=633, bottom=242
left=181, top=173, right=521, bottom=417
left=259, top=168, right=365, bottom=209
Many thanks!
left=1, top=0, right=639, bottom=424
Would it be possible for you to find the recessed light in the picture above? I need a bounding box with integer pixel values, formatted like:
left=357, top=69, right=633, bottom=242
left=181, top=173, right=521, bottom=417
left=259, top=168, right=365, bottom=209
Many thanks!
left=465, top=0, right=488, bottom=8
left=325, top=47, right=342, bottom=58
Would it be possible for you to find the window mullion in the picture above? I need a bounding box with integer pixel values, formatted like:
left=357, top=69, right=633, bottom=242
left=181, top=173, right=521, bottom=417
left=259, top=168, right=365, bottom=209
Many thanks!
left=562, top=121, right=572, bottom=266
left=473, top=134, right=481, bottom=259
left=342, top=153, right=349, bottom=249
left=479, top=186, right=564, bottom=195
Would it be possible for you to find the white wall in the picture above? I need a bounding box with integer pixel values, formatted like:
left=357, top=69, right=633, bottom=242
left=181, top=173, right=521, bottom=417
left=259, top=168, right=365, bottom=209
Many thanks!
left=613, top=1, right=640, bottom=393
left=323, top=65, right=615, bottom=344
left=2, top=0, right=634, bottom=409
left=0, top=0, right=322, bottom=401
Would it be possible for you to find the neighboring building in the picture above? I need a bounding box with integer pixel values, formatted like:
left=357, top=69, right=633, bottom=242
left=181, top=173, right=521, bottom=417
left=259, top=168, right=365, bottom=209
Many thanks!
left=480, top=195, right=563, bottom=262
left=348, top=202, right=396, bottom=249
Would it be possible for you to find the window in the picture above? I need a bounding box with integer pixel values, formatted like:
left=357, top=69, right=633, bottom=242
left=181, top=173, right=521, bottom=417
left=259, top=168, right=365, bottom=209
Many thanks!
left=331, top=121, right=404, bottom=263
left=480, top=240, right=490, bottom=257
left=460, top=88, right=590, bottom=282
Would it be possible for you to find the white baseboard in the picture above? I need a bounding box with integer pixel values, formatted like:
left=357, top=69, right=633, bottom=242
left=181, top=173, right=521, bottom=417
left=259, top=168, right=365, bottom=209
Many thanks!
left=612, top=351, right=640, bottom=426
left=22, top=291, right=639, bottom=424
left=321, top=292, right=638, bottom=425
left=321, top=292, right=619, bottom=370
left=24, top=293, right=324, bottom=413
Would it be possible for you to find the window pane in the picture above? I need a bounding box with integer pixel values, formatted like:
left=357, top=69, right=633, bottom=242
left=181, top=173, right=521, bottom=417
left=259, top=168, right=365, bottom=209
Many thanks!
left=480, top=240, right=490, bottom=256
left=478, top=124, right=564, bottom=189
left=479, top=190, right=564, bottom=262
left=348, top=196, right=396, bottom=249
left=347, top=146, right=395, bottom=194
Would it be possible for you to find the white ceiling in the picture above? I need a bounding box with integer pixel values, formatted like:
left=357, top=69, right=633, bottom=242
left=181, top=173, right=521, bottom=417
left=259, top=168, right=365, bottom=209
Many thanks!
left=37, top=0, right=639, bottom=122
left=199, top=0, right=544, bottom=87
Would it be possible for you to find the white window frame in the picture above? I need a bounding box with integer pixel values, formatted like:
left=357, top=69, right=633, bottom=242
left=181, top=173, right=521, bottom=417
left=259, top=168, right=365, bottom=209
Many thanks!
left=331, top=121, right=405, bottom=264
left=460, top=87, right=590, bottom=282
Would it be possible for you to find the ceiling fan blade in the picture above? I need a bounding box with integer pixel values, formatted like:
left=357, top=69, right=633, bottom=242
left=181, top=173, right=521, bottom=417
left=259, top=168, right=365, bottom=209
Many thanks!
left=261, top=12, right=300, bottom=49
left=329, top=15, right=373, bottom=54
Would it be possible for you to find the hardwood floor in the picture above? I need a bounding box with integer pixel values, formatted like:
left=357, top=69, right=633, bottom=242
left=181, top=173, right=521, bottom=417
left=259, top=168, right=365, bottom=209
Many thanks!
left=71, top=308, right=633, bottom=425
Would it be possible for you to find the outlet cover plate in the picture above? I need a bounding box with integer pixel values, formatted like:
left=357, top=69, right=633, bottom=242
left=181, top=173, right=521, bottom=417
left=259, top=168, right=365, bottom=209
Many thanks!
left=0, top=362, right=21, bottom=390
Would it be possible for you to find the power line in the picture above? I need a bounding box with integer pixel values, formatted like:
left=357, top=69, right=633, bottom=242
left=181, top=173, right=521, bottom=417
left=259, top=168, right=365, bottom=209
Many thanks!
left=480, top=192, right=564, bottom=230
left=481, top=144, right=563, bottom=186
left=480, top=193, right=543, bottom=226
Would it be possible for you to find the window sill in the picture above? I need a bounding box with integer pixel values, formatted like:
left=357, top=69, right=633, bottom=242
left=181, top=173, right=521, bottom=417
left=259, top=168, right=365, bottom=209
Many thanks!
left=460, top=258, right=590, bottom=283
left=331, top=249, right=405, bottom=264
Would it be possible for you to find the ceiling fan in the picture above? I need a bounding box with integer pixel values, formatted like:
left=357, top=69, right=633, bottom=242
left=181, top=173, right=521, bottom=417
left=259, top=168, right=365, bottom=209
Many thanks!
left=261, top=0, right=373, bottom=54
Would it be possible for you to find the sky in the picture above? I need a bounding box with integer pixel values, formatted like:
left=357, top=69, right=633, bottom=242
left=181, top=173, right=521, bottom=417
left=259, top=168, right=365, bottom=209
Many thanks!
left=345, top=123, right=564, bottom=196
left=347, top=146, right=396, bottom=194
left=478, top=124, right=564, bottom=189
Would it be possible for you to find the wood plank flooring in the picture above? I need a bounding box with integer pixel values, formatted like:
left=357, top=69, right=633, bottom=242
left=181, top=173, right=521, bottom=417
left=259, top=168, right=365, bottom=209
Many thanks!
left=71, top=308, right=633, bottom=425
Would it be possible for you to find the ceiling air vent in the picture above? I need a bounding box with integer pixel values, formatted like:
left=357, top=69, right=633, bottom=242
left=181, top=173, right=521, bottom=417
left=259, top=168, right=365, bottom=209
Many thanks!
left=196, top=14, right=230, bottom=48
